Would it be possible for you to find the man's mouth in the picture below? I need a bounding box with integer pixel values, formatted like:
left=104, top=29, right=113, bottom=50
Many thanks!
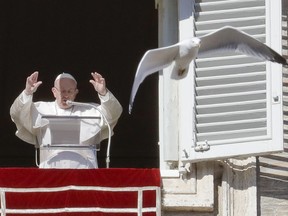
left=62, top=99, right=69, bottom=105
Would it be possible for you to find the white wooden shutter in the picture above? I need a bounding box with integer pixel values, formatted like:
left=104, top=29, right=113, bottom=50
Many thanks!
left=180, top=0, right=283, bottom=163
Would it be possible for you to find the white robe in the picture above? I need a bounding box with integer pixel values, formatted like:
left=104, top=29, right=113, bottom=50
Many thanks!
left=10, top=90, right=123, bottom=169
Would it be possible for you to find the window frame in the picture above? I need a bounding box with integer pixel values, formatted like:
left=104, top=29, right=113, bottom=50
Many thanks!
left=158, top=0, right=284, bottom=171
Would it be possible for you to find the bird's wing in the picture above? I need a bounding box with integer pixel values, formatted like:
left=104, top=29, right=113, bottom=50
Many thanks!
left=129, top=44, right=179, bottom=113
left=198, top=26, right=287, bottom=65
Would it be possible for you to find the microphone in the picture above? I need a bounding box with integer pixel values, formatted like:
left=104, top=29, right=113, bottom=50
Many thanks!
left=66, top=100, right=112, bottom=168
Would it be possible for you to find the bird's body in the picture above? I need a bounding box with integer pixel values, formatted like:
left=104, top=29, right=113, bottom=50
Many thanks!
left=129, top=26, right=288, bottom=113
left=174, top=38, right=201, bottom=76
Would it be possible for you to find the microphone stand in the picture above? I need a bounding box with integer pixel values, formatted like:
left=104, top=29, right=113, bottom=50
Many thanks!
left=66, top=100, right=112, bottom=168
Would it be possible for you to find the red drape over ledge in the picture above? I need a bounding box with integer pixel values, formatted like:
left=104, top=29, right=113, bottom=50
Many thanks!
left=0, top=168, right=161, bottom=216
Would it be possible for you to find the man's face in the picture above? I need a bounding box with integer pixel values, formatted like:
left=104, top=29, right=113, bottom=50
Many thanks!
left=52, top=78, right=78, bottom=109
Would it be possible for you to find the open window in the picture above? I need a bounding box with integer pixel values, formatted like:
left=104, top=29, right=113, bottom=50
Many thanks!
left=159, top=0, right=283, bottom=170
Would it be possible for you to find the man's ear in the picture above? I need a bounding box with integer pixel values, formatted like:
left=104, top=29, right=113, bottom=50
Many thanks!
left=51, top=87, right=57, bottom=98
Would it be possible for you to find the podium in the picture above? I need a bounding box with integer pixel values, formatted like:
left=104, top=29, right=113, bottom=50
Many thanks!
left=36, top=115, right=102, bottom=169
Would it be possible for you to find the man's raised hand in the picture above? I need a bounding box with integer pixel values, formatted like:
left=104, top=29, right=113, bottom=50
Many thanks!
left=24, top=71, right=42, bottom=95
left=89, top=72, right=107, bottom=96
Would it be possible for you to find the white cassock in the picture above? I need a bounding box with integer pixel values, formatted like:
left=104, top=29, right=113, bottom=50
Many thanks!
left=10, top=91, right=122, bottom=169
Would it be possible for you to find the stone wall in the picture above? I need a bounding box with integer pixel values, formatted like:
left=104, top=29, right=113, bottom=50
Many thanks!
left=258, top=4, right=288, bottom=215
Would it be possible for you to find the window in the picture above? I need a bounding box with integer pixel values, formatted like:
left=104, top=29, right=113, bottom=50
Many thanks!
left=159, top=0, right=283, bottom=169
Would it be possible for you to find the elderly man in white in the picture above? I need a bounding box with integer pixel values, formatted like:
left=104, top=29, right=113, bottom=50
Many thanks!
left=10, top=71, right=122, bottom=169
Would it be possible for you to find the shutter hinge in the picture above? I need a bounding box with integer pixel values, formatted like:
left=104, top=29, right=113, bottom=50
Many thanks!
left=194, top=140, right=210, bottom=152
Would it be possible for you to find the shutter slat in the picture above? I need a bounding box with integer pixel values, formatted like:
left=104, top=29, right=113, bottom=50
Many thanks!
left=196, top=63, right=266, bottom=77
left=196, top=128, right=267, bottom=143
left=196, top=99, right=266, bottom=114
left=196, top=91, right=266, bottom=105
left=196, top=16, right=266, bottom=30
left=195, top=0, right=264, bottom=11
left=196, top=80, right=266, bottom=96
left=195, top=6, right=265, bottom=22
left=196, top=56, right=265, bottom=69
left=196, top=54, right=265, bottom=63
left=196, top=71, right=266, bottom=86
left=196, top=118, right=266, bottom=133
left=196, top=62, right=266, bottom=72
left=197, top=108, right=266, bottom=123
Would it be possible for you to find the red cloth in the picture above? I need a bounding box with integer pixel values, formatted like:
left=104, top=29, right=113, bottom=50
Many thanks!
left=0, top=168, right=161, bottom=216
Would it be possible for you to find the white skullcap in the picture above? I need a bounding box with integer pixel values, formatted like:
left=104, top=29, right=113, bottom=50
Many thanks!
left=54, top=73, right=77, bottom=85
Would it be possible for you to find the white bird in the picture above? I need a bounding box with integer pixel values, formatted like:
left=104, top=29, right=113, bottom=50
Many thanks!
left=129, top=26, right=288, bottom=113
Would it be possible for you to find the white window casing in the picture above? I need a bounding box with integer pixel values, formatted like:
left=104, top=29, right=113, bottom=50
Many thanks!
left=158, top=0, right=284, bottom=171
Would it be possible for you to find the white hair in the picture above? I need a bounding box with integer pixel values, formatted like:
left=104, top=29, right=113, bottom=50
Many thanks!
left=54, top=73, right=77, bottom=86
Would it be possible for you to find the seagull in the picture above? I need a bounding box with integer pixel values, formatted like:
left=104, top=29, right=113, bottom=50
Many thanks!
left=129, top=26, right=288, bottom=114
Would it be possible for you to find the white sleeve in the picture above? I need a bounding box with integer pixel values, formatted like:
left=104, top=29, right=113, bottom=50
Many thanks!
left=98, top=91, right=110, bottom=102
left=19, top=91, right=33, bottom=104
